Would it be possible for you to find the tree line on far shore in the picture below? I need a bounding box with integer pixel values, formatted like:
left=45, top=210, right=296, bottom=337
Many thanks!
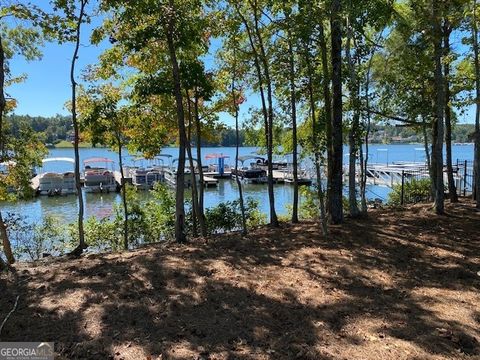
left=6, top=114, right=478, bottom=147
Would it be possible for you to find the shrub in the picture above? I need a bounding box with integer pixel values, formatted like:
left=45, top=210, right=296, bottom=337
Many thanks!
left=204, top=197, right=266, bottom=234
left=5, top=214, right=69, bottom=260
left=388, top=177, right=432, bottom=205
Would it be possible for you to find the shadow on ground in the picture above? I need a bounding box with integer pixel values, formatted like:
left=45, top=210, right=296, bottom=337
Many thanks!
left=1, top=201, right=479, bottom=359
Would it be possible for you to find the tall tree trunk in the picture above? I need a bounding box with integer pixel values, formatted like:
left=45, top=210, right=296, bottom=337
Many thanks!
left=193, top=90, right=207, bottom=236
left=251, top=0, right=278, bottom=227
left=70, top=0, right=87, bottom=255
left=0, top=211, right=14, bottom=264
left=186, top=93, right=199, bottom=237
left=0, top=32, right=14, bottom=265
left=329, top=0, right=344, bottom=224
left=422, top=115, right=434, bottom=199
left=443, top=22, right=458, bottom=202
left=346, top=20, right=360, bottom=217
left=361, top=48, right=375, bottom=214
left=166, top=0, right=187, bottom=243
left=0, top=32, right=6, bottom=158
left=432, top=0, right=445, bottom=214
left=286, top=16, right=299, bottom=223
left=305, top=50, right=328, bottom=236
left=231, top=51, right=247, bottom=235
left=318, top=23, right=333, bottom=215
left=473, top=0, right=480, bottom=208
left=236, top=4, right=277, bottom=225
left=118, top=139, right=128, bottom=250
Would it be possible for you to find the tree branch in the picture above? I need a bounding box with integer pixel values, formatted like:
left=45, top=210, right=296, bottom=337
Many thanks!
left=364, top=108, right=429, bottom=126
left=0, top=295, right=19, bottom=337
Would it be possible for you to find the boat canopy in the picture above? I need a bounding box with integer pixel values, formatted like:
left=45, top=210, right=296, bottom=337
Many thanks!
left=157, top=153, right=173, bottom=158
left=172, top=157, right=198, bottom=164
left=84, top=157, right=114, bottom=164
left=205, top=153, right=230, bottom=159
left=42, top=157, right=75, bottom=164
left=237, top=155, right=265, bottom=163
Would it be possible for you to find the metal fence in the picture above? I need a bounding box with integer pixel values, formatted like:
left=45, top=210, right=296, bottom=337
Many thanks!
left=398, top=159, right=475, bottom=205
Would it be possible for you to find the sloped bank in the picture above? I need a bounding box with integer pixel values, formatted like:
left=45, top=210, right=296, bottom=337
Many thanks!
left=1, top=201, right=479, bottom=359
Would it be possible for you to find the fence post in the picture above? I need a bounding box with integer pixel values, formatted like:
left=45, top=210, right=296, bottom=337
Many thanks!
left=401, top=170, right=405, bottom=205
left=464, top=160, right=468, bottom=197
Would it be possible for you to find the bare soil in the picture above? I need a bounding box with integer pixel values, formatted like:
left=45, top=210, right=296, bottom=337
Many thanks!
left=1, top=201, right=480, bottom=360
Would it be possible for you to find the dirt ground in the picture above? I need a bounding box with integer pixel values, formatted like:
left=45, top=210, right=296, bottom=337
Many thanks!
left=1, top=201, right=480, bottom=359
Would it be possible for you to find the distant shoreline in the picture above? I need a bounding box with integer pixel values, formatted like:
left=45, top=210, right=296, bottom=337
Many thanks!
left=47, top=141, right=475, bottom=149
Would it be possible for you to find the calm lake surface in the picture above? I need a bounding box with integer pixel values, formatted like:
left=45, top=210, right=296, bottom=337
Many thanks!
left=0, top=144, right=475, bottom=224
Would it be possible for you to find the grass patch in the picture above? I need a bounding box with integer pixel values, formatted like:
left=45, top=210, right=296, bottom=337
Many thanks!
left=54, top=140, right=92, bottom=148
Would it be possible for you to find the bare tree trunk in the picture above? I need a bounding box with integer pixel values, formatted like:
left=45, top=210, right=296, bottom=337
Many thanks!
left=70, top=0, right=87, bottom=255
left=443, top=22, right=458, bottom=202
left=330, top=0, right=344, bottom=224
left=422, top=115, right=434, bottom=199
left=251, top=0, right=278, bottom=227
left=166, top=0, right=187, bottom=243
left=0, top=32, right=6, bottom=158
left=185, top=94, right=199, bottom=237
left=305, top=54, right=328, bottom=236
left=193, top=90, right=207, bottom=236
left=0, top=211, right=14, bottom=264
left=0, top=32, right=14, bottom=265
left=473, top=0, right=480, bottom=208
left=231, top=52, right=247, bottom=235
left=361, top=50, right=374, bottom=214
left=346, top=20, right=360, bottom=217
left=236, top=3, right=277, bottom=226
left=432, top=0, right=445, bottom=214
left=286, top=16, right=299, bottom=223
left=318, top=23, right=333, bottom=216
left=118, top=140, right=128, bottom=250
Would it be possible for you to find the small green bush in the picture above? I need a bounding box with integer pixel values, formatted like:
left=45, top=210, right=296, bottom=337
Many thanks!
left=388, top=177, right=432, bottom=205
left=5, top=214, right=69, bottom=260
left=205, top=197, right=266, bottom=234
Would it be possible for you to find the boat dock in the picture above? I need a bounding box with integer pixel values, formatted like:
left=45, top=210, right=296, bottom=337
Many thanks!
left=113, top=171, right=132, bottom=186
left=358, top=162, right=465, bottom=190
left=202, top=175, right=219, bottom=187
left=203, top=171, right=232, bottom=179
left=31, top=174, right=40, bottom=191
left=272, top=170, right=312, bottom=185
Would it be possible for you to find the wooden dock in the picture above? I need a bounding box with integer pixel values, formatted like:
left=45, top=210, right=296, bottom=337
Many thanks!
left=203, top=171, right=232, bottom=179
left=272, top=170, right=312, bottom=185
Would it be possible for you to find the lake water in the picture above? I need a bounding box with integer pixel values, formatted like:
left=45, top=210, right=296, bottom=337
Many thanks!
left=0, top=144, right=475, bottom=225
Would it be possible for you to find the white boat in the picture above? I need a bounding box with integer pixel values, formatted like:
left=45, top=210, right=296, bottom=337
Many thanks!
left=37, top=157, right=76, bottom=196
left=83, top=157, right=117, bottom=193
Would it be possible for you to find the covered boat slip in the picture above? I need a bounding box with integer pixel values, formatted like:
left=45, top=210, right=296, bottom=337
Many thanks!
left=32, top=157, right=77, bottom=196
left=124, top=156, right=167, bottom=190
left=30, top=152, right=313, bottom=195
left=83, top=157, right=118, bottom=193
left=233, top=155, right=312, bottom=185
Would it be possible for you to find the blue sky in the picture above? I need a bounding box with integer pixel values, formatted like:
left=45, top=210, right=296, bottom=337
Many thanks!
left=5, top=2, right=476, bottom=125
